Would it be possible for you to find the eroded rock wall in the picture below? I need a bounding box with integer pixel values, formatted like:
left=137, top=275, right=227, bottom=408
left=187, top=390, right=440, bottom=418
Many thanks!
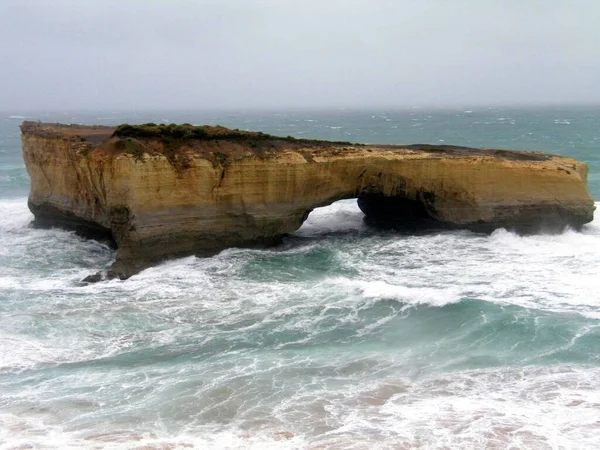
left=21, top=122, right=595, bottom=279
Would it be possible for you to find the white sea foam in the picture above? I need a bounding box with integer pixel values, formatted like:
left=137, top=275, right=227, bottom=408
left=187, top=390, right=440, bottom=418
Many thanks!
left=0, top=413, right=305, bottom=450
left=3, top=197, right=599, bottom=317
left=371, top=366, right=600, bottom=449
left=4, top=365, right=596, bottom=449
left=1, top=198, right=600, bottom=448
left=294, top=199, right=365, bottom=236
left=0, top=197, right=33, bottom=230
left=308, top=201, right=600, bottom=317
left=0, top=333, right=61, bottom=372
left=330, top=278, right=462, bottom=308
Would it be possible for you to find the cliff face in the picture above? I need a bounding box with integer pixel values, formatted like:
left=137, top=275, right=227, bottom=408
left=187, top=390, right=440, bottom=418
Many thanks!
left=21, top=122, right=595, bottom=279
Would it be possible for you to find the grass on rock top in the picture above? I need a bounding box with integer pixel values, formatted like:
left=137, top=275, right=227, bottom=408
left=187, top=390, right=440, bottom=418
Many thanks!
left=111, top=123, right=358, bottom=147
left=111, top=123, right=362, bottom=169
left=113, top=123, right=276, bottom=141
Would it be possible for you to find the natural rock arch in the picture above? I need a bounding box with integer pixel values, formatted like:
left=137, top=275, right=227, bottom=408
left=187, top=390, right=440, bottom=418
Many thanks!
left=21, top=122, right=594, bottom=279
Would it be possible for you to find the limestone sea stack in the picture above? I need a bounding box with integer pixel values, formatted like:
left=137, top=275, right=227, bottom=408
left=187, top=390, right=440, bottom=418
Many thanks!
left=21, top=122, right=595, bottom=279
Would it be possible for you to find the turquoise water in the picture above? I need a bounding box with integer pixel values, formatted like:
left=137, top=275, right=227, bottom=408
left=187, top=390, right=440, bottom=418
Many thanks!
left=1, top=108, right=599, bottom=449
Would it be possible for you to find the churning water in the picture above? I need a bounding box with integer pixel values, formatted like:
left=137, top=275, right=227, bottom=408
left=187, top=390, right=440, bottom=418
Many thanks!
left=1, top=108, right=599, bottom=449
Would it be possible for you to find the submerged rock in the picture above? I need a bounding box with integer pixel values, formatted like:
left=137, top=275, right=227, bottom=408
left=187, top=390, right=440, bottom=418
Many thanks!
left=21, top=122, right=595, bottom=279
left=82, top=272, right=103, bottom=283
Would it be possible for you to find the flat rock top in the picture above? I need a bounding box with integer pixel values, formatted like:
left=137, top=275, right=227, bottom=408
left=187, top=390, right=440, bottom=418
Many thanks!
left=20, top=121, right=553, bottom=162
left=21, top=121, right=115, bottom=136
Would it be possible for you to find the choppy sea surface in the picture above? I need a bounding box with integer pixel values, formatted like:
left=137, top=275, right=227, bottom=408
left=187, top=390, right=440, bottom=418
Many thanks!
left=1, top=108, right=599, bottom=449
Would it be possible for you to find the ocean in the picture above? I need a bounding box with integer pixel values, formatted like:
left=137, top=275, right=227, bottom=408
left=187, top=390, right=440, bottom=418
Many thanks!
left=0, top=107, right=599, bottom=449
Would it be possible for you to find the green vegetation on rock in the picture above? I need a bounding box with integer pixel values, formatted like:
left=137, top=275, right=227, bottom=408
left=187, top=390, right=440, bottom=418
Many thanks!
left=112, top=123, right=359, bottom=146
left=124, top=139, right=136, bottom=155
left=113, top=123, right=265, bottom=141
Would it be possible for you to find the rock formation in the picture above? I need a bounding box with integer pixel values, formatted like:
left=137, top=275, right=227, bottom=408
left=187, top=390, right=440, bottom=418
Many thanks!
left=21, top=122, right=595, bottom=279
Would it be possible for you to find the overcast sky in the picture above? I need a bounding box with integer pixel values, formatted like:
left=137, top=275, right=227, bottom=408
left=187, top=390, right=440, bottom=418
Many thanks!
left=0, top=0, right=599, bottom=110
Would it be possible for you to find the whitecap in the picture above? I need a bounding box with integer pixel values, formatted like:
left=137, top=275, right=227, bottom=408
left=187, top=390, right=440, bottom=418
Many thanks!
left=331, top=277, right=462, bottom=308
left=0, top=198, right=33, bottom=231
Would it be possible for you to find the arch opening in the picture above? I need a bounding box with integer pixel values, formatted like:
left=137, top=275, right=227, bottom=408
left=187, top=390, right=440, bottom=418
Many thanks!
left=356, top=192, right=440, bottom=230
left=296, top=190, right=443, bottom=237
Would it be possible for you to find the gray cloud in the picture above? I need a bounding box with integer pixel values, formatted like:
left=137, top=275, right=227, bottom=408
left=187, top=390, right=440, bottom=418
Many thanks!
left=1, top=0, right=599, bottom=110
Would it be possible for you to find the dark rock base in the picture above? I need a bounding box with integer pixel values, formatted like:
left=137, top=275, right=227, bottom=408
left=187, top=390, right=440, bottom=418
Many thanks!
left=28, top=201, right=116, bottom=247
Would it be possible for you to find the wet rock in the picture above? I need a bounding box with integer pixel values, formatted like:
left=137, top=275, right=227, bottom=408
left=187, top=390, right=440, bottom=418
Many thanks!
left=82, top=272, right=103, bottom=283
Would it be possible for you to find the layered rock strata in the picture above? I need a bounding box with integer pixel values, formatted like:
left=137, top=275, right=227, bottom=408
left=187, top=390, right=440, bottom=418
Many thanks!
left=21, top=122, right=595, bottom=279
